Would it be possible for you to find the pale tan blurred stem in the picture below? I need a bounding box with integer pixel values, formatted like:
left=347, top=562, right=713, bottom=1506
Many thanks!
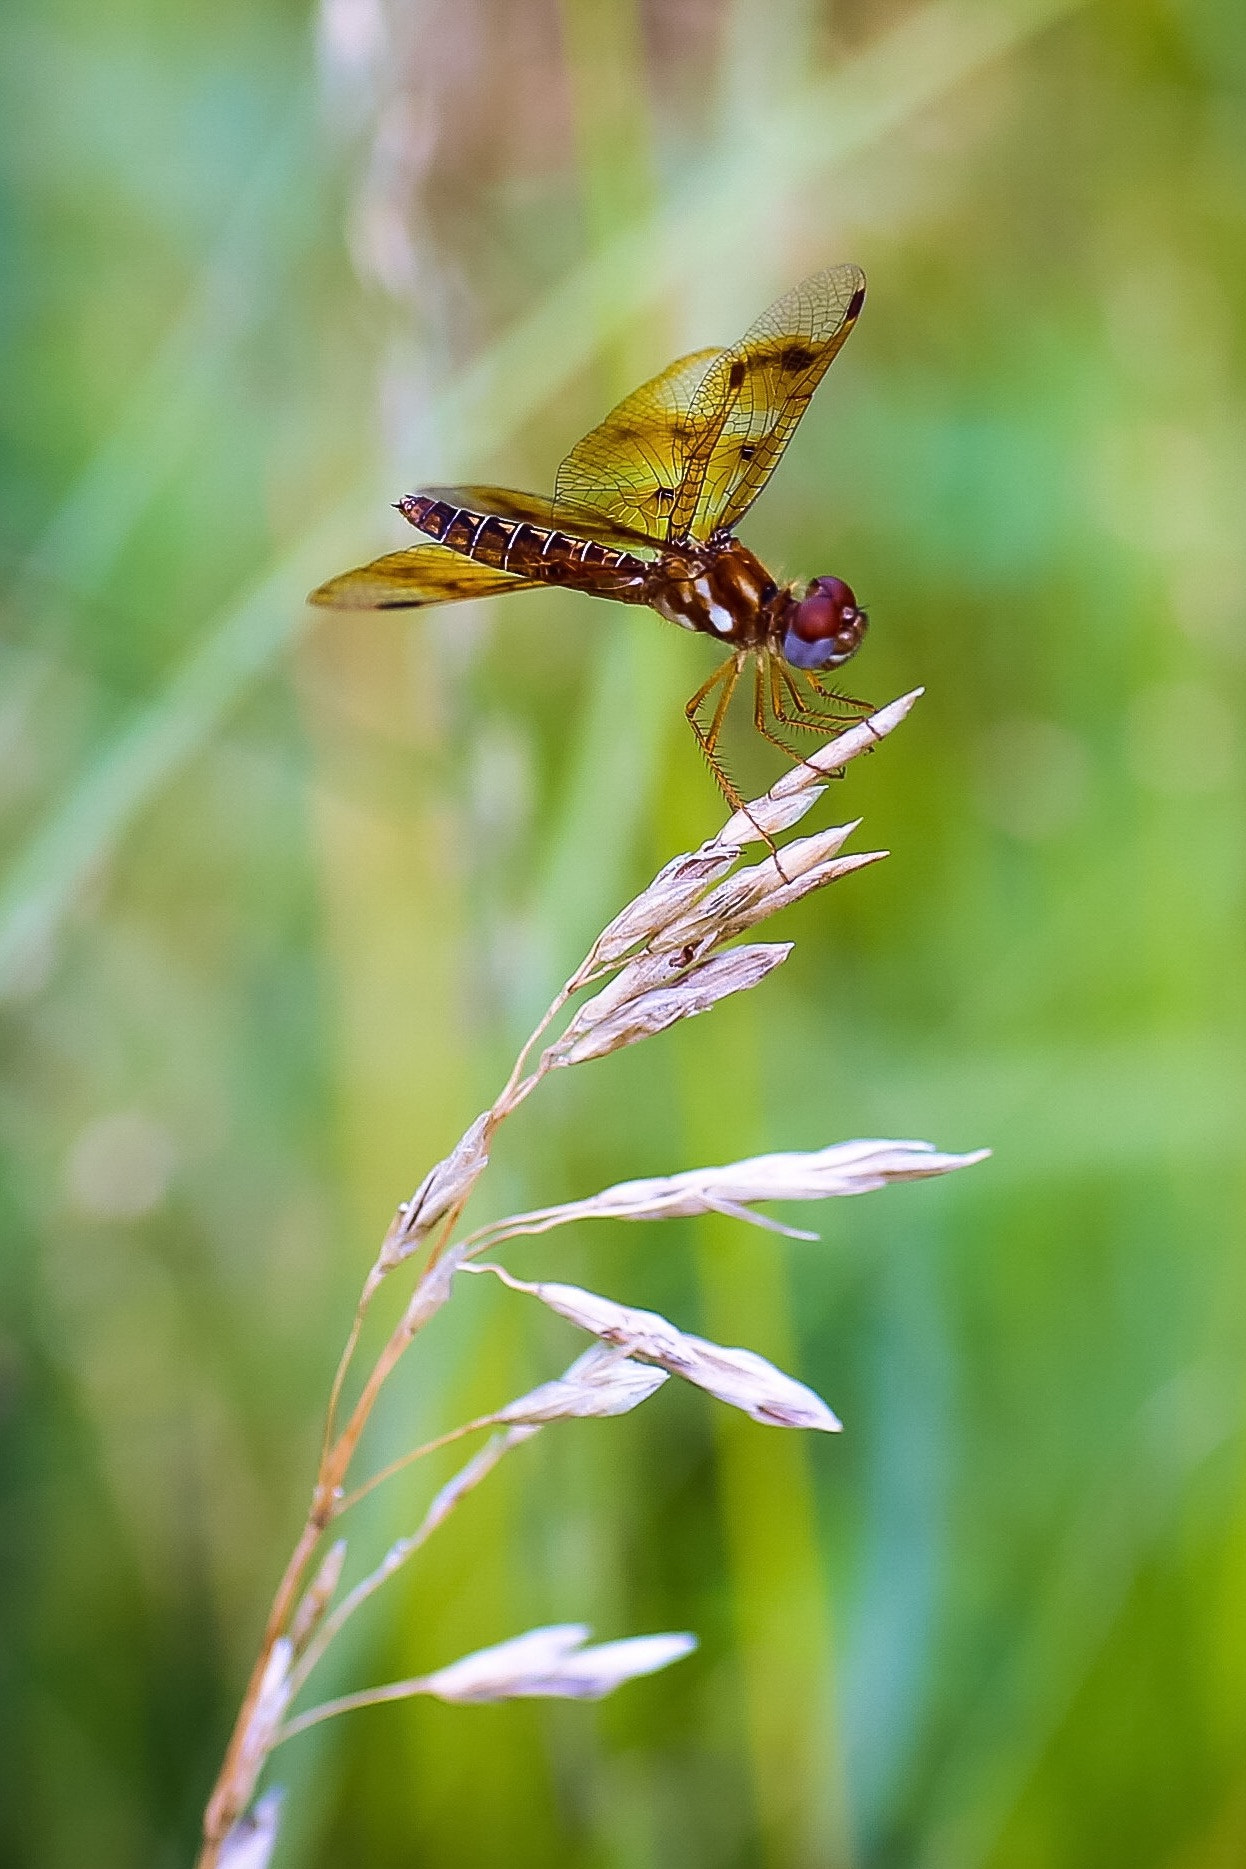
left=277, top=1677, right=435, bottom=1745
left=196, top=1258, right=455, bottom=1857
left=198, top=1519, right=323, bottom=1862
left=198, top=1224, right=482, bottom=1857
left=335, top=1414, right=488, bottom=1516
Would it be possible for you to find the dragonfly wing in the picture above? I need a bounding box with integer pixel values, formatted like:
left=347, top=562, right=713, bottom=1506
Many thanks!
left=414, top=484, right=658, bottom=550
left=668, top=265, right=865, bottom=542
left=309, top=542, right=541, bottom=610
left=553, top=348, right=722, bottom=544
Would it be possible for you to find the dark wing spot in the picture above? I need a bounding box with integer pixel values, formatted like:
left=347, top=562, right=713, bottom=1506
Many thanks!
left=778, top=344, right=816, bottom=374
left=847, top=285, right=866, bottom=319
left=654, top=486, right=674, bottom=503
left=727, top=360, right=747, bottom=390
left=739, top=445, right=756, bottom=461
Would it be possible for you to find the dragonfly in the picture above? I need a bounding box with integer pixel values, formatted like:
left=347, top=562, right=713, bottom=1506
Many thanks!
left=310, top=264, right=870, bottom=819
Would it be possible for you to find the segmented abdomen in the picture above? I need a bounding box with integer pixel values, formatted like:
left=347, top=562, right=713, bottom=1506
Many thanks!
left=399, top=494, right=649, bottom=599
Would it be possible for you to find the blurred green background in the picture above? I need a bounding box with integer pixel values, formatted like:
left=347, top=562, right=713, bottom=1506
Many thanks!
left=3, top=0, right=1246, bottom=1863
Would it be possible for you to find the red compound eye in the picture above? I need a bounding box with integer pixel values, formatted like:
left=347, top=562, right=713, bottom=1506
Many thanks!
left=780, top=576, right=868, bottom=670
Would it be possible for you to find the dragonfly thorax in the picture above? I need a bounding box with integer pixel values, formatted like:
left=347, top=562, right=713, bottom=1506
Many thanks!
left=647, top=539, right=777, bottom=647
left=648, top=546, right=866, bottom=675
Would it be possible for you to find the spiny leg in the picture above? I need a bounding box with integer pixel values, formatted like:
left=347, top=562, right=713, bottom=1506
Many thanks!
left=685, top=654, right=734, bottom=729
left=705, top=656, right=740, bottom=754
left=775, top=662, right=870, bottom=730
left=796, top=668, right=883, bottom=749
left=747, top=659, right=852, bottom=875
left=685, top=654, right=782, bottom=856
left=762, top=657, right=866, bottom=796
left=769, top=659, right=862, bottom=752
left=757, top=656, right=862, bottom=798
left=772, top=660, right=839, bottom=735
left=685, top=655, right=746, bottom=817
left=802, top=669, right=875, bottom=716
left=777, top=662, right=835, bottom=726
left=753, top=657, right=811, bottom=765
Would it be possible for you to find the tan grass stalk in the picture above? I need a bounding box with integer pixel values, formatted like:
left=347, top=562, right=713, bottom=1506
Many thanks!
left=196, top=689, right=988, bottom=1867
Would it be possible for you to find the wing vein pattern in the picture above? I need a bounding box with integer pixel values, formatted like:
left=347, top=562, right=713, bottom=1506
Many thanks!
left=670, top=263, right=866, bottom=541
left=309, top=542, right=541, bottom=609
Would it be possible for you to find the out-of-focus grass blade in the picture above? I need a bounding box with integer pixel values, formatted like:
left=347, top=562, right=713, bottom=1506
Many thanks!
left=434, top=0, right=1085, bottom=455
left=914, top=1363, right=1242, bottom=1869
left=19, top=109, right=310, bottom=603
left=0, top=518, right=359, bottom=994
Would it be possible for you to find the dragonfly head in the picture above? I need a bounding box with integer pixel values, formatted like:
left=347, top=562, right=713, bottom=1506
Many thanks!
left=778, top=576, right=868, bottom=670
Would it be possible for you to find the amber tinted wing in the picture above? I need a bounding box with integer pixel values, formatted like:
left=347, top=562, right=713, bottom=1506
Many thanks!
left=553, top=348, right=722, bottom=543
left=415, top=484, right=659, bottom=550
left=667, top=265, right=866, bottom=543
left=309, top=542, right=541, bottom=610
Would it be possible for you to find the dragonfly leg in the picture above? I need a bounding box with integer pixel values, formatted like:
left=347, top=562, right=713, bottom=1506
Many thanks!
left=801, top=669, right=876, bottom=717
left=776, top=663, right=871, bottom=729
left=704, top=656, right=742, bottom=754
left=685, top=655, right=747, bottom=817
left=768, top=666, right=882, bottom=762
left=754, top=657, right=865, bottom=808
left=687, top=653, right=791, bottom=861
left=685, top=654, right=732, bottom=729
left=772, top=661, right=830, bottom=737
left=752, top=657, right=809, bottom=764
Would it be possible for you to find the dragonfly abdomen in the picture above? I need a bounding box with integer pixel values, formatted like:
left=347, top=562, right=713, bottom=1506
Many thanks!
left=398, top=494, right=649, bottom=598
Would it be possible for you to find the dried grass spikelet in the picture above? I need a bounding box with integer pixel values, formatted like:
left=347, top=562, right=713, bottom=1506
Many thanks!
left=420, top=1625, right=698, bottom=1704
left=373, top=690, right=919, bottom=1284
left=216, top=1789, right=283, bottom=1869
left=463, top=1138, right=990, bottom=1250
left=470, top=1263, right=844, bottom=1431
left=494, top=1344, right=670, bottom=1423
left=287, top=1539, right=347, bottom=1656
left=198, top=690, right=992, bottom=1868
left=554, top=941, right=794, bottom=1063
left=278, top=1626, right=700, bottom=1743
left=557, top=697, right=917, bottom=1059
